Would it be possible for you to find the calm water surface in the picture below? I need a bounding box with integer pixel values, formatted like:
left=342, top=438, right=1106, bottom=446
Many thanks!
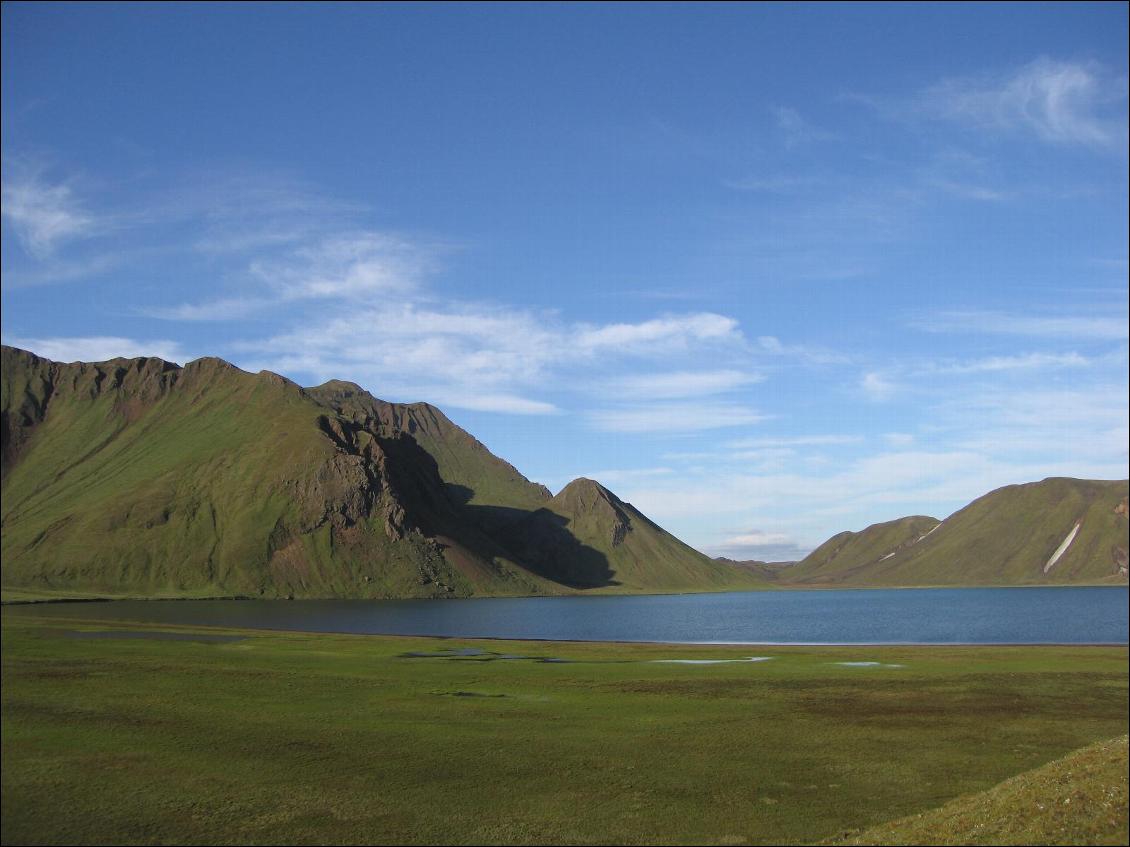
left=7, top=586, right=1127, bottom=644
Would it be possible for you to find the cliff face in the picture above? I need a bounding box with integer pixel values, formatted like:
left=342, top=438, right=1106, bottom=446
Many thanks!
left=1, top=346, right=762, bottom=599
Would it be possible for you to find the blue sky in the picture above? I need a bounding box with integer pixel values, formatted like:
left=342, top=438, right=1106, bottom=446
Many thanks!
left=3, top=2, right=1128, bottom=560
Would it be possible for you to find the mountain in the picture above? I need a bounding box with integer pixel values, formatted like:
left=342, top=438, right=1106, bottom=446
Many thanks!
left=779, top=516, right=941, bottom=585
left=0, top=346, right=764, bottom=600
left=303, top=379, right=552, bottom=533
left=783, top=478, right=1129, bottom=586
left=501, top=478, right=760, bottom=592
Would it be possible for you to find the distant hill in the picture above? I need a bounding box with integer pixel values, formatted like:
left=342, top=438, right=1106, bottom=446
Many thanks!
left=783, top=478, right=1129, bottom=587
left=0, top=346, right=765, bottom=600
left=780, top=516, right=941, bottom=585
left=713, top=557, right=797, bottom=581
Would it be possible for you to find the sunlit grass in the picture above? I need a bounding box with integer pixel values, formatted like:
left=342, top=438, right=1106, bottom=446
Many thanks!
left=3, top=612, right=1126, bottom=845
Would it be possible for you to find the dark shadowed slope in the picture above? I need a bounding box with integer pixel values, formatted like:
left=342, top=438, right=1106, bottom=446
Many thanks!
left=503, top=478, right=764, bottom=592
left=1, top=346, right=765, bottom=599
left=785, top=478, right=1129, bottom=586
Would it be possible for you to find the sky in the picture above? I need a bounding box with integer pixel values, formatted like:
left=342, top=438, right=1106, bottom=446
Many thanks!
left=3, top=2, right=1128, bottom=561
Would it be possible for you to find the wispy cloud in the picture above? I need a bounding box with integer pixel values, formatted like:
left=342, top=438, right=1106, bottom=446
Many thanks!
left=233, top=298, right=754, bottom=416
left=916, top=310, right=1129, bottom=340
left=922, top=58, right=1128, bottom=147
left=1, top=167, right=372, bottom=286
left=883, top=433, right=915, bottom=448
left=251, top=232, right=431, bottom=300
left=1, top=252, right=125, bottom=288
left=4, top=335, right=188, bottom=364
left=588, top=402, right=766, bottom=433
left=144, top=296, right=272, bottom=322
left=927, top=178, right=1009, bottom=202
left=606, top=369, right=762, bottom=399
left=147, top=230, right=434, bottom=321
left=725, top=435, right=862, bottom=449
left=1, top=169, right=95, bottom=258
left=773, top=106, right=834, bottom=148
left=756, top=335, right=849, bottom=365
left=723, top=174, right=821, bottom=194
left=860, top=371, right=897, bottom=401
left=575, top=314, right=741, bottom=354
left=925, top=351, right=1093, bottom=374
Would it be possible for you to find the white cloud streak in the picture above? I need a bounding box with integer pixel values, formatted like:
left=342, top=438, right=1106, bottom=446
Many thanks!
left=606, top=369, right=762, bottom=399
left=861, top=371, right=897, bottom=401
left=915, top=310, right=1129, bottom=340
left=1, top=172, right=95, bottom=258
left=773, top=106, right=834, bottom=147
left=725, top=435, right=862, bottom=449
left=234, top=301, right=753, bottom=416
left=588, top=402, right=766, bottom=433
left=925, top=351, right=1093, bottom=374
left=4, top=335, right=188, bottom=364
left=924, top=58, right=1128, bottom=147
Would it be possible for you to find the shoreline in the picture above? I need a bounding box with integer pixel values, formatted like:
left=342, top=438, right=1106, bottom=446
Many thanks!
left=3, top=580, right=1126, bottom=606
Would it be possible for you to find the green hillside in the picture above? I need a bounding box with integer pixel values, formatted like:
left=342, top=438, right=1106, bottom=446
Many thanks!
left=786, top=478, right=1129, bottom=586
left=1, top=346, right=763, bottom=599
left=780, top=516, right=941, bottom=585
left=834, top=735, right=1129, bottom=846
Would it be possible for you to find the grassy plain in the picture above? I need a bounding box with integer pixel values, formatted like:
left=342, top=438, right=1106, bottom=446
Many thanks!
left=2, top=611, right=1127, bottom=845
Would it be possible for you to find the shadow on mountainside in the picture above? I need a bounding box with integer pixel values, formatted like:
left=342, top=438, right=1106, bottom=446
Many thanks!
left=376, top=437, right=617, bottom=590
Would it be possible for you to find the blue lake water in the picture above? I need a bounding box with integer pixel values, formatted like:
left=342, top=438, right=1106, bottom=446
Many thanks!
left=6, top=586, right=1127, bottom=644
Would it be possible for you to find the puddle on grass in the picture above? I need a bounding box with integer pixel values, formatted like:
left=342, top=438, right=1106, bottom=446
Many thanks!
left=650, top=657, right=774, bottom=665
left=432, top=690, right=508, bottom=698
left=399, top=647, right=575, bottom=663
left=832, top=661, right=905, bottom=668
left=57, top=629, right=246, bottom=644
left=400, top=648, right=780, bottom=665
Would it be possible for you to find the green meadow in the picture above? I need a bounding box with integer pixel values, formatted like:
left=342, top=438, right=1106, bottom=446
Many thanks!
left=2, top=611, right=1126, bottom=846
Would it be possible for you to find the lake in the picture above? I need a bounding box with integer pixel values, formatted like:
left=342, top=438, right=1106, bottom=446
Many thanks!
left=6, top=586, right=1127, bottom=644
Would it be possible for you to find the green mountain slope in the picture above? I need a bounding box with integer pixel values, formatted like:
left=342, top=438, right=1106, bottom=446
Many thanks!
left=2, top=346, right=763, bottom=599
left=780, top=516, right=941, bottom=585
left=503, top=478, right=765, bottom=592
left=0, top=347, right=527, bottom=599
left=833, top=735, right=1129, bottom=846
left=787, top=478, right=1129, bottom=586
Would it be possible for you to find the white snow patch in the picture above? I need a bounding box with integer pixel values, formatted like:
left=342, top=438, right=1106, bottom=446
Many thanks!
left=833, top=661, right=905, bottom=668
left=879, top=551, right=897, bottom=561
left=914, top=522, right=943, bottom=544
left=651, top=657, right=775, bottom=665
left=1044, top=520, right=1082, bottom=573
